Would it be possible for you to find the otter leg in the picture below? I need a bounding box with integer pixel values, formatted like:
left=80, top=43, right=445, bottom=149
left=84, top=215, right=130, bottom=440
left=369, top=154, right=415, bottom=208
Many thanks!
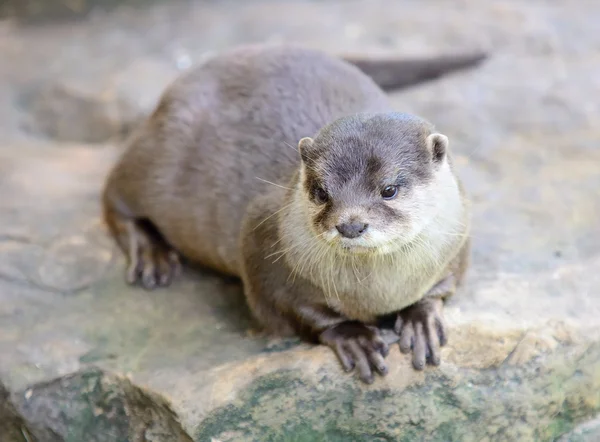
left=246, top=280, right=390, bottom=384
left=241, top=193, right=389, bottom=384
left=393, top=282, right=452, bottom=370
left=103, top=197, right=181, bottom=290
left=288, top=303, right=391, bottom=384
left=394, top=237, right=470, bottom=370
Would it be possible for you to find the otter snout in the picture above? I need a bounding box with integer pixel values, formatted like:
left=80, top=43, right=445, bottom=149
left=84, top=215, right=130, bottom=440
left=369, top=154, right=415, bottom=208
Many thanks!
left=336, top=222, right=368, bottom=238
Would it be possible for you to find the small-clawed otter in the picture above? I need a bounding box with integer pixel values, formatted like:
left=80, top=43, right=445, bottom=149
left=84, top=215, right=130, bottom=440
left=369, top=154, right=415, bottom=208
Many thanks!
left=103, top=44, right=479, bottom=383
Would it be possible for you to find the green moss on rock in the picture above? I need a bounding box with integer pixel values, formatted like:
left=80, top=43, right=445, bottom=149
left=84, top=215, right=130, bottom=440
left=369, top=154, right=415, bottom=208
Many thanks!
left=15, top=368, right=193, bottom=442
left=196, top=343, right=600, bottom=441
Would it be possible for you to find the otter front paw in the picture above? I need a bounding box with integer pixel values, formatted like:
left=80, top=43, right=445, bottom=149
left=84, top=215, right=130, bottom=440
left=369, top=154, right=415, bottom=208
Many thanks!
left=394, top=298, right=447, bottom=370
left=320, top=322, right=389, bottom=384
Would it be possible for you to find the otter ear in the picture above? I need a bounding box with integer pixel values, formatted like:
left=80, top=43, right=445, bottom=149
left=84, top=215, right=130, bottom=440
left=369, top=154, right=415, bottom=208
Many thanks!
left=298, top=137, right=314, bottom=163
left=426, top=133, right=449, bottom=164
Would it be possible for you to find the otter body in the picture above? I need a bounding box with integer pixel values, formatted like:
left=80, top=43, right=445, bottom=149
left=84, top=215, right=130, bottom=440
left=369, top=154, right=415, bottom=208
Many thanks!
left=103, top=44, right=478, bottom=383
left=105, top=45, right=391, bottom=275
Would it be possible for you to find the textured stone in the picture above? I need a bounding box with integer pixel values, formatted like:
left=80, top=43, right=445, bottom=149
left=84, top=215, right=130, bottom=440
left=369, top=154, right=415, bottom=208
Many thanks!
left=21, top=59, right=178, bottom=143
left=0, top=382, right=37, bottom=442
left=195, top=337, right=600, bottom=441
left=22, top=79, right=123, bottom=143
left=559, top=417, right=600, bottom=442
left=0, top=0, right=167, bottom=22
left=14, top=368, right=193, bottom=441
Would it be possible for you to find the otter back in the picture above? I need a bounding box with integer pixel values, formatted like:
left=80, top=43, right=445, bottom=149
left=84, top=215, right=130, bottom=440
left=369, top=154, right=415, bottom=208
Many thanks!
left=105, top=45, right=393, bottom=275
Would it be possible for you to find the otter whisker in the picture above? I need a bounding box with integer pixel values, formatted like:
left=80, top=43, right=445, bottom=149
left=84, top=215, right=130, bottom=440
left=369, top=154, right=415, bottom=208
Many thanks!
left=271, top=239, right=311, bottom=263
left=430, top=230, right=469, bottom=236
left=348, top=254, right=361, bottom=284
left=318, top=256, right=331, bottom=305
left=306, top=240, right=323, bottom=280
left=254, top=201, right=295, bottom=231
left=309, top=238, right=335, bottom=302
left=330, top=257, right=341, bottom=302
left=269, top=235, right=286, bottom=249
left=287, top=242, right=312, bottom=280
left=356, top=256, right=374, bottom=284
left=284, top=141, right=299, bottom=152
left=289, top=242, right=316, bottom=282
left=312, top=238, right=331, bottom=281
left=269, top=231, right=326, bottom=262
left=324, top=263, right=334, bottom=304
left=255, top=177, right=293, bottom=191
left=291, top=241, right=318, bottom=281
left=287, top=232, right=328, bottom=282
left=306, top=243, right=328, bottom=286
left=299, top=234, right=327, bottom=278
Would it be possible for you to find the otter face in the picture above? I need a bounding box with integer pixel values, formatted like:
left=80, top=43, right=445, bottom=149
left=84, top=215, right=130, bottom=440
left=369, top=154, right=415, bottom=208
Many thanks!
left=298, top=113, right=456, bottom=255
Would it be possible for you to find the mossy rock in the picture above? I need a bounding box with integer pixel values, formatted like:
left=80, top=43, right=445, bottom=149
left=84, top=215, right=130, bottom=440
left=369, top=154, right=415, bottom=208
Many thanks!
left=14, top=368, right=193, bottom=442
left=196, top=342, right=600, bottom=441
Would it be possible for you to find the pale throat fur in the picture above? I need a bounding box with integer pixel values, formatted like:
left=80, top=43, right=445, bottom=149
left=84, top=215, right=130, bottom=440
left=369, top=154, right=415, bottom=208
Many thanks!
left=275, top=137, right=469, bottom=323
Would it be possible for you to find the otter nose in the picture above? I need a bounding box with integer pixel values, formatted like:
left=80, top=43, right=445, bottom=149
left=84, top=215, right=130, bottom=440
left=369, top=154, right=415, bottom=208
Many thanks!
left=336, top=222, right=368, bottom=239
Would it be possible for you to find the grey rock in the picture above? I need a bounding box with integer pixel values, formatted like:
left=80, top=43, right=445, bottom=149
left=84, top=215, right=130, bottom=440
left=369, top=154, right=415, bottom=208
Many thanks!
left=15, top=368, right=193, bottom=442
left=22, top=79, right=123, bottom=143
left=21, top=59, right=178, bottom=143
left=0, top=382, right=37, bottom=442
left=0, top=0, right=168, bottom=23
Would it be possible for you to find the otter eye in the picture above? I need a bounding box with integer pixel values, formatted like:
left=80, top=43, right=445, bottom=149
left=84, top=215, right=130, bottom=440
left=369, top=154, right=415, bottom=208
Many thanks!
left=314, top=187, right=329, bottom=204
left=381, top=185, right=398, bottom=200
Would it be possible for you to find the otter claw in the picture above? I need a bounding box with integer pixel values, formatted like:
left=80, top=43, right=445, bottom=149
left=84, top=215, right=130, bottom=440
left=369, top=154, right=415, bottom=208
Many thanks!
left=126, top=245, right=181, bottom=290
left=394, top=298, right=446, bottom=370
left=320, top=322, right=389, bottom=384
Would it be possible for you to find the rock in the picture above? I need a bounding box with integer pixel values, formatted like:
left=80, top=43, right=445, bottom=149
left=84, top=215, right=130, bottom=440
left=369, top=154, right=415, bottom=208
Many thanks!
left=21, top=60, right=178, bottom=144
left=195, top=335, right=600, bottom=441
left=0, top=0, right=161, bottom=22
left=37, top=232, right=113, bottom=293
left=14, top=368, right=193, bottom=442
left=22, top=79, right=123, bottom=144
left=0, top=382, right=37, bottom=442
left=559, top=417, right=600, bottom=442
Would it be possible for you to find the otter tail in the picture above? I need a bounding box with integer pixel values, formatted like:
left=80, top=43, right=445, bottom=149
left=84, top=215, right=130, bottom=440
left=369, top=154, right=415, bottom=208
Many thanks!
left=343, top=51, right=487, bottom=92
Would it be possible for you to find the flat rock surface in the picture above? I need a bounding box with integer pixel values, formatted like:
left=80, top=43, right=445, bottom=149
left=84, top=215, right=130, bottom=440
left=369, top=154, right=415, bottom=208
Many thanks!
left=1, top=0, right=599, bottom=440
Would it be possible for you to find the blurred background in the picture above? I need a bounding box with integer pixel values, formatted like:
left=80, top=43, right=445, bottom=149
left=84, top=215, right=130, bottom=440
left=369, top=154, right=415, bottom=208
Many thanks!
left=1, top=1, right=599, bottom=441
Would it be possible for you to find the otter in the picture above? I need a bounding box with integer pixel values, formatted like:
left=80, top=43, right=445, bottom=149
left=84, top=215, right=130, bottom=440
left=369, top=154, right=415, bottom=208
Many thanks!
left=103, top=44, right=477, bottom=383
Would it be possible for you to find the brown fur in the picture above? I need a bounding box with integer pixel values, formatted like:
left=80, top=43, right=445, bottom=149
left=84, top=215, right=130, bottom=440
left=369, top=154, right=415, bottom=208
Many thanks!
left=102, top=44, right=479, bottom=382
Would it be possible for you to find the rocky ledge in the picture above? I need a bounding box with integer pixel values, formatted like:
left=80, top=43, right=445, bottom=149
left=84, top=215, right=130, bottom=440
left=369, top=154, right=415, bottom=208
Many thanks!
left=2, top=323, right=600, bottom=440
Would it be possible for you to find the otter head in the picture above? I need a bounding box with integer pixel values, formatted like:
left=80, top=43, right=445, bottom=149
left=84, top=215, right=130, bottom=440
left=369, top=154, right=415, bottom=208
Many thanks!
left=297, top=112, right=457, bottom=255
